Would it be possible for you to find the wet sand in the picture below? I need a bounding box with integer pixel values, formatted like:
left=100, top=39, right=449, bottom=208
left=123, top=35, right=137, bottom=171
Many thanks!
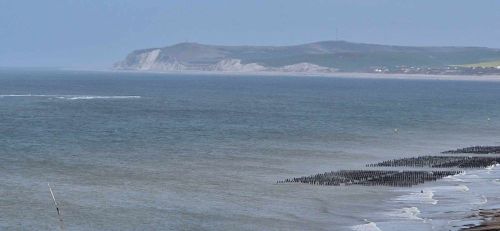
left=463, top=209, right=500, bottom=231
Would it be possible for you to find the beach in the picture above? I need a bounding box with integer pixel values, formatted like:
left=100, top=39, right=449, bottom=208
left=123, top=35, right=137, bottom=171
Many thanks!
left=102, top=69, right=500, bottom=82
left=463, top=209, right=500, bottom=231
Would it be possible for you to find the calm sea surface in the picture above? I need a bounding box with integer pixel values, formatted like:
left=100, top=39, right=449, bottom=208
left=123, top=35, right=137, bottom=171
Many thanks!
left=1, top=69, right=500, bottom=230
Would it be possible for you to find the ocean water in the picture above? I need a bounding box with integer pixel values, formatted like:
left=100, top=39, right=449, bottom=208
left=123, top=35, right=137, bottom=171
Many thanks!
left=1, top=69, right=500, bottom=231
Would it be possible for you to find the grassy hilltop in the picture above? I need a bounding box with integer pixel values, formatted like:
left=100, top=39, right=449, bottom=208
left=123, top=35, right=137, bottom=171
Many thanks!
left=117, top=41, right=500, bottom=72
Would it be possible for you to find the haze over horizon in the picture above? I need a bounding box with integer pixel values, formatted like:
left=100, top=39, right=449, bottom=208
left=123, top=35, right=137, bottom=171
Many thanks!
left=1, top=0, right=499, bottom=68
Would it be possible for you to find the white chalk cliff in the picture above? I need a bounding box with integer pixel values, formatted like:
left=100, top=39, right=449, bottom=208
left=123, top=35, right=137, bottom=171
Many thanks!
left=115, top=41, right=500, bottom=73
left=275, top=63, right=337, bottom=73
left=115, top=50, right=336, bottom=73
left=209, top=59, right=266, bottom=72
left=114, top=43, right=339, bottom=73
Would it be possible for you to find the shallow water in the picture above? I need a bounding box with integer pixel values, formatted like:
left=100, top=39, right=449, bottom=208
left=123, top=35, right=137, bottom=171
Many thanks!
left=1, top=69, right=500, bottom=230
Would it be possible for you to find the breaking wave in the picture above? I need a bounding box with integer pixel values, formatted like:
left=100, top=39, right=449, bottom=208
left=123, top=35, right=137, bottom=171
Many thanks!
left=457, top=184, right=470, bottom=192
left=444, top=171, right=466, bottom=182
left=351, top=220, right=382, bottom=231
left=485, top=163, right=500, bottom=174
left=388, top=207, right=423, bottom=220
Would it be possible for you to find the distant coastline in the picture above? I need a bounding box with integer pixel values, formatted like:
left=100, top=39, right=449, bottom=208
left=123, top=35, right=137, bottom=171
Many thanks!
left=114, top=41, right=500, bottom=78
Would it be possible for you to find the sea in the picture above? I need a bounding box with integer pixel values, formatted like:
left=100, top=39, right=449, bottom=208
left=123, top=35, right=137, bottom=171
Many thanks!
left=1, top=69, right=500, bottom=231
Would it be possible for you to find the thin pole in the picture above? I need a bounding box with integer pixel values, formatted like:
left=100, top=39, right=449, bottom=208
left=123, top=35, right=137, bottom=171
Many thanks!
left=48, top=183, right=65, bottom=231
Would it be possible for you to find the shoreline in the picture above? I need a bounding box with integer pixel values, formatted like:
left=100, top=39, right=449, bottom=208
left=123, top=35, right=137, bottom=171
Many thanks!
left=60, top=68, right=500, bottom=82
left=462, top=209, right=500, bottom=231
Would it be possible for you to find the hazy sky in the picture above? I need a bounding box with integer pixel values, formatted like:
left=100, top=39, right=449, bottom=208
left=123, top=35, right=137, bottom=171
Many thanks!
left=1, top=0, right=499, bottom=68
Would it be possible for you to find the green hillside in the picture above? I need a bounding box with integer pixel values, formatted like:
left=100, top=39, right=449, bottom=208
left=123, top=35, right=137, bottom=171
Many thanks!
left=117, top=41, right=500, bottom=72
left=459, top=60, right=500, bottom=68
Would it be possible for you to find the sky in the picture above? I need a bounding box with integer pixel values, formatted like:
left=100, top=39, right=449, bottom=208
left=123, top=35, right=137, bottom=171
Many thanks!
left=1, top=0, right=499, bottom=68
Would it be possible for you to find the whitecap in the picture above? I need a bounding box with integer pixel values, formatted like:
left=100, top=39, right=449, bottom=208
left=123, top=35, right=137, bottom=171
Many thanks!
left=485, top=163, right=500, bottom=174
left=387, top=207, right=423, bottom=221
left=351, top=221, right=382, bottom=231
left=57, top=96, right=141, bottom=100
left=444, top=176, right=465, bottom=182
left=486, top=163, right=499, bottom=170
left=444, top=171, right=466, bottom=182
left=457, top=184, right=470, bottom=192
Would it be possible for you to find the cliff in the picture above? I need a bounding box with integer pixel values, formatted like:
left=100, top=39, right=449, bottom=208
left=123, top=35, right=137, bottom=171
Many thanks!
left=115, top=41, right=500, bottom=73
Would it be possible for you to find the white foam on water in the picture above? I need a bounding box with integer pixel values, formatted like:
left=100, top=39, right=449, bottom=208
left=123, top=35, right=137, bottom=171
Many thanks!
left=485, top=163, right=500, bottom=174
left=387, top=207, right=423, bottom=221
left=351, top=221, right=382, bottom=231
left=393, top=190, right=438, bottom=205
left=0, top=94, right=141, bottom=100
left=479, top=195, right=488, bottom=205
left=430, top=184, right=470, bottom=192
left=385, top=168, right=498, bottom=231
left=458, top=184, right=470, bottom=192
left=363, top=166, right=500, bottom=231
left=444, top=172, right=466, bottom=182
left=57, top=96, right=141, bottom=100
left=0, top=94, right=54, bottom=97
left=486, top=163, right=499, bottom=169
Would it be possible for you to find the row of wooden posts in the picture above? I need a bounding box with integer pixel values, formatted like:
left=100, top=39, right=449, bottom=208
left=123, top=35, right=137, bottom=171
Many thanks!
left=280, top=145, right=500, bottom=187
